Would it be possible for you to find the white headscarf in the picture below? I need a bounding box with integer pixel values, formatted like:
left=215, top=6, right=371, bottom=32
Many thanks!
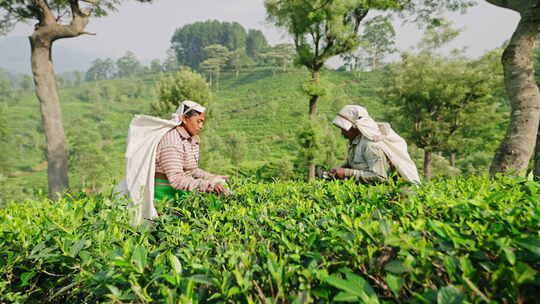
left=332, top=105, right=421, bottom=184
left=115, top=100, right=206, bottom=226
left=171, top=100, right=207, bottom=125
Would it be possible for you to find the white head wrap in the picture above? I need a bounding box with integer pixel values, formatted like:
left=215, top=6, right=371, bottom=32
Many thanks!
left=171, top=100, right=207, bottom=125
left=332, top=105, right=421, bottom=184
left=115, top=100, right=207, bottom=226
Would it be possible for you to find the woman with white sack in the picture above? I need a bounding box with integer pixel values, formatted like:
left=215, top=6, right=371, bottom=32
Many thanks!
left=328, top=105, right=420, bottom=184
left=116, top=100, right=228, bottom=226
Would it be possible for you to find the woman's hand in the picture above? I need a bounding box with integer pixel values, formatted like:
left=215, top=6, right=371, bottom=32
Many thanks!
left=328, top=168, right=346, bottom=179
left=212, top=183, right=230, bottom=196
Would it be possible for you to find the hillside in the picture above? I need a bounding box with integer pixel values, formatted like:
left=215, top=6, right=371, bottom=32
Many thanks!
left=1, top=67, right=391, bottom=200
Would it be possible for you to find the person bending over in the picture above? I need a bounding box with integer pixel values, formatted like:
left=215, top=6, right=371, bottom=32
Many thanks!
left=327, top=105, right=420, bottom=184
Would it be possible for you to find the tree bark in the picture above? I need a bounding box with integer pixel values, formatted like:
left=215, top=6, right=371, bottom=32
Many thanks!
left=27, top=0, right=92, bottom=199
left=308, top=70, right=321, bottom=119
left=490, top=14, right=540, bottom=176
left=307, top=70, right=321, bottom=181
left=30, top=35, right=69, bottom=199
left=423, top=150, right=432, bottom=181
left=534, top=124, right=540, bottom=181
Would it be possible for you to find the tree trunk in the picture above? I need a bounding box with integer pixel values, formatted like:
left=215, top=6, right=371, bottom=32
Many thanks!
left=307, top=70, right=321, bottom=181
left=534, top=124, right=540, bottom=181
left=30, top=35, right=69, bottom=200
left=450, top=152, right=456, bottom=167
left=490, top=17, right=540, bottom=176
left=423, top=150, right=432, bottom=181
left=308, top=70, right=321, bottom=119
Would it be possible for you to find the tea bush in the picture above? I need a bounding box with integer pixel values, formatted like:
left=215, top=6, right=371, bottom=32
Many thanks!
left=1, top=176, right=539, bottom=303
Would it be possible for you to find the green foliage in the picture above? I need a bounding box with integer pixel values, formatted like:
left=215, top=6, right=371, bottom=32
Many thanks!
left=0, top=106, right=11, bottom=176
left=260, top=43, right=296, bottom=73
left=68, top=125, right=111, bottom=193
left=170, top=20, right=251, bottom=69
left=343, top=15, right=397, bottom=71
left=417, top=20, right=462, bottom=53
left=86, top=58, right=116, bottom=81
left=1, top=176, right=539, bottom=302
left=116, top=51, right=143, bottom=79
left=224, top=131, right=248, bottom=166
left=296, top=121, right=321, bottom=165
left=150, top=59, right=163, bottom=74
left=382, top=49, right=504, bottom=174
left=200, top=45, right=231, bottom=87
left=162, top=48, right=180, bottom=73
left=227, top=48, right=254, bottom=79
left=151, top=69, right=212, bottom=117
left=302, top=74, right=331, bottom=98
left=246, top=29, right=269, bottom=60
left=265, top=0, right=402, bottom=71
left=0, top=78, right=14, bottom=103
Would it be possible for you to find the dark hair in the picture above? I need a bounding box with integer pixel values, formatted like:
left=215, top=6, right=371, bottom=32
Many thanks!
left=184, top=108, right=202, bottom=118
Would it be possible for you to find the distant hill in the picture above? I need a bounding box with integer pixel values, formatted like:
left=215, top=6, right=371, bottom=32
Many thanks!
left=0, top=36, right=99, bottom=74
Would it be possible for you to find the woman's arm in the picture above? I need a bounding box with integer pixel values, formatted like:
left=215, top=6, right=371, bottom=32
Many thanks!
left=342, top=144, right=388, bottom=183
left=159, top=144, right=215, bottom=192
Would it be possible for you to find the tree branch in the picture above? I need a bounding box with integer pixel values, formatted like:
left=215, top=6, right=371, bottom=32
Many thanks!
left=68, top=0, right=91, bottom=33
left=484, top=0, right=508, bottom=8
left=33, top=0, right=56, bottom=25
left=485, top=0, right=534, bottom=13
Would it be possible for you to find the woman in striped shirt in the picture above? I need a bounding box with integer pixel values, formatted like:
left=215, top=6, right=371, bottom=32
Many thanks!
left=154, top=101, right=228, bottom=202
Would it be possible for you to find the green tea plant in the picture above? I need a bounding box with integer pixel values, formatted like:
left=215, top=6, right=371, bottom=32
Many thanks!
left=1, top=175, right=539, bottom=303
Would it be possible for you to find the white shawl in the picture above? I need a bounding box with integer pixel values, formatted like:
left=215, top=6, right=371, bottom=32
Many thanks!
left=332, top=105, right=421, bottom=184
left=115, top=101, right=206, bottom=226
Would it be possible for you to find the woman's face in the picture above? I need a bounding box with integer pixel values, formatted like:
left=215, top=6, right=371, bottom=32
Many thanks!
left=182, top=112, right=206, bottom=136
left=341, top=126, right=360, bottom=140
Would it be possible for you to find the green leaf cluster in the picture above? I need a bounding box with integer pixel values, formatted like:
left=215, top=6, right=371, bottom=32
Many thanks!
left=151, top=69, right=212, bottom=117
left=1, top=175, right=539, bottom=302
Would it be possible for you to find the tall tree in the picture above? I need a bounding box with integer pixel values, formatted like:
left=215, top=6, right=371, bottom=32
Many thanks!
left=149, top=59, right=162, bottom=74
left=200, top=44, right=230, bottom=88
left=151, top=69, right=211, bottom=117
left=487, top=0, right=540, bottom=176
left=260, top=43, right=295, bottom=74
left=0, top=0, right=154, bottom=199
left=0, top=79, right=13, bottom=104
left=162, top=48, right=179, bottom=73
left=116, top=51, right=142, bottom=78
left=170, top=20, right=247, bottom=69
left=85, top=58, right=116, bottom=81
left=265, top=0, right=400, bottom=180
left=246, top=29, right=269, bottom=60
left=227, top=48, right=253, bottom=79
left=343, top=15, right=397, bottom=71
left=384, top=51, right=501, bottom=180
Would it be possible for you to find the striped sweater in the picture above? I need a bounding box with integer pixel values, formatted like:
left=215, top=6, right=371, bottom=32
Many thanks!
left=155, top=126, right=215, bottom=192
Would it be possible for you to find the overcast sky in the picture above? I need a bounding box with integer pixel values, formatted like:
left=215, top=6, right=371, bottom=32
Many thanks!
left=6, top=0, right=520, bottom=63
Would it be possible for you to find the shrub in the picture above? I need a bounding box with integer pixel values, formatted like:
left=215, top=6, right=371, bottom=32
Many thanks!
left=1, top=176, right=539, bottom=303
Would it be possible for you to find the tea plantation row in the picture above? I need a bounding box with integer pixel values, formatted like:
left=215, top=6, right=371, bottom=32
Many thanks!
left=1, top=176, right=539, bottom=303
